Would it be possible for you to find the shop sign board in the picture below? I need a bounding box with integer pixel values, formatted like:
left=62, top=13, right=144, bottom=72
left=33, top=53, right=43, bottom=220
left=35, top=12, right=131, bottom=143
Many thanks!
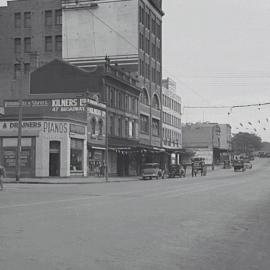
left=4, top=98, right=106, bottom=119
left=0, top=120, right=69, bottom=134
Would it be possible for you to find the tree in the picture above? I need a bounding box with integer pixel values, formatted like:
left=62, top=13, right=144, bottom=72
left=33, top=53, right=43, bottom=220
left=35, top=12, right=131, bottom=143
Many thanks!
left=232, top=132, right=262, bottom=154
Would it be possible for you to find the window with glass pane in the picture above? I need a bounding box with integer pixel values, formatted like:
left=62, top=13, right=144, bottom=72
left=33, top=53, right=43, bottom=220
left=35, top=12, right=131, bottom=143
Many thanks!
left=152, top=118, right=160, bottom=137
left=55, top=35, right=62, bottom=52
left=24, top=37, right=31, bottom=53
left=14, top=38, right=21, bottom=54
left=24, top=12, right=31, bottom=28
left=140, top=114, right=149, bottom=134
left=14, top=64, right=21, bottom=79
left=118, top=118, right=122, bottom=136
left=24, top=63, right=30, bottom=74
left=55, top=9, right=62, bottom=25
left=45, top=36, right=53, bottom=52
left=70, top=139, right=83, bottom=171
left=14, top=13, right=21, bottom=28
left=45, top=10, right=52, bottom=26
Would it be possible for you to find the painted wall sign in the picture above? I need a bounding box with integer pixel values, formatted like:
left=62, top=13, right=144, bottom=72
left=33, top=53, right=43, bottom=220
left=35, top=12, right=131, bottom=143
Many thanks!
left=70, top=124, right=86, bottom=135
left=43, top=122, right=68, bottom=134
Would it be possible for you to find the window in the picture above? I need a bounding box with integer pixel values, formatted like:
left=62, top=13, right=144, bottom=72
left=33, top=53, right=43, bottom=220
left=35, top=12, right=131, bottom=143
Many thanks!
left=145, top=8, right=150, bottom=29
left=131, top=97, right=137, bottom=113
left=55, top=9, right=62, bottom=25
left=151, top=67, right=156, bottom=83
left=45, top=10, right=53, bottom=26
left=24, top=63, right=30, bottom=75
left=156, top=20, right=161, bottom=39
left=24, top=37, right=31, bottom=53
left=14, top=64, right=21, bottom=79
left=132, top=121, right=136, bottom=138
left=109, top=115, right=114, bottom=135
left=152, top=118, right=160, bottom=137
left=14, top=13, right=21, bottom=28
left=24, top=12, right=31, bottom=28
left=140, top=114, right=149, bottom=134
left=152, top=94, right=160, bottom=110
left=98, top=119, right=103, bottom=135
left=118, top=91, right=122, bottom=109
left=45, top=36, right=53, bottom=52
left=125, top=119, right=129, bottom=137
left=91, top=117, right=96, bottom=134
left=140, top=88, right=149, bottom=105
left=151, top=17, right=156, bottom=35
left=151, top=43, right=156, bottom=59
left=55, top=35, right=62, bottom=52
left=125, top=95, right=129, bottom=111
left=70, top=139, right=83, bottom=171
left=110, top=87, right=115, bottom=107
left=14, top=38, right=21, bottom=54
left=118, top=118, right=122, bottom=137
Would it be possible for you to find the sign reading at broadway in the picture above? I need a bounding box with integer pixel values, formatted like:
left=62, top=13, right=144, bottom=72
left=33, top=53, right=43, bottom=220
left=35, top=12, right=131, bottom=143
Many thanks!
left=4, top=98, right=106, bottom=119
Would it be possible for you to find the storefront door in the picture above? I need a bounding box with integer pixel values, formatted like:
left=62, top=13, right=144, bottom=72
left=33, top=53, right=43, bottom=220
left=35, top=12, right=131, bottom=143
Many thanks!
left=49, top=141, right=60, bottom=177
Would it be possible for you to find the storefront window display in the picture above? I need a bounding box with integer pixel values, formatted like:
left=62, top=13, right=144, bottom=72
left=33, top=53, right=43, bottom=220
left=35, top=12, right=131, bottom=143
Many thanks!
left=70, top=138, right=84, bottom=171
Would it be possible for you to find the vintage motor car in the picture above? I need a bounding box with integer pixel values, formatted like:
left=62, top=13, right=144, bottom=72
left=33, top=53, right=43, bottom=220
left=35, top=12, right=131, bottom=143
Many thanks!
left=233, top=159, right=245, bottom=172
left=142, top=163, right=164, bottom=180
left=242, top=158, right=253, bottom=169
left=168, top=164, right=186, bottom=178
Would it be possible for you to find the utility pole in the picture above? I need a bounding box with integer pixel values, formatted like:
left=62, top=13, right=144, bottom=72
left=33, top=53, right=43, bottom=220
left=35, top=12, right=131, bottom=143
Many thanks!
left=104, top=56, right=110, bottom=182
left=16, top=59, right=23, bottom=181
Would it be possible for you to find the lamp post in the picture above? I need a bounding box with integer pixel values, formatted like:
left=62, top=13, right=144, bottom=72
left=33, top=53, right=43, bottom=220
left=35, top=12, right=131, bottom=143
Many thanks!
left=15, top=58, right=23, bottom=181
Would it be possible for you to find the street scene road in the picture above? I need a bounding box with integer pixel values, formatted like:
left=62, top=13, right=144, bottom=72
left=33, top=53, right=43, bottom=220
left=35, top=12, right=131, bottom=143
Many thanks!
left=1, top=158, right=270, bottom=270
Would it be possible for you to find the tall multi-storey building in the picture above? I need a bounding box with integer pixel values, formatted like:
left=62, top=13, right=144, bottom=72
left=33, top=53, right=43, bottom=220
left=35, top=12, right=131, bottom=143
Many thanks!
left=61, top=0, right=164, bottom=150
left=0, top=0, right=62, bottom=100
left=161, top=77, right=182, bottom=165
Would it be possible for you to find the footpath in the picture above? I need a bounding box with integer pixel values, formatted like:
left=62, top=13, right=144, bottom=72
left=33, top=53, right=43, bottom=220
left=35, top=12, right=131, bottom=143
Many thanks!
left=4, top=165, right=223, bottom=185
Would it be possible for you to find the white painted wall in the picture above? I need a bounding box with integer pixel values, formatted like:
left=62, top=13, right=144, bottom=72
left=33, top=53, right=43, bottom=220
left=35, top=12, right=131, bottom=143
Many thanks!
left=63, top=1, right=138, bottom=60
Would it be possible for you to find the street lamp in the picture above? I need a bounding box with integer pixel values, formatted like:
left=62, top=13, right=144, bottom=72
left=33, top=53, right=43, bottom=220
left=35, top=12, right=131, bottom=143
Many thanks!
left=15, top=58, right=23, bottom=181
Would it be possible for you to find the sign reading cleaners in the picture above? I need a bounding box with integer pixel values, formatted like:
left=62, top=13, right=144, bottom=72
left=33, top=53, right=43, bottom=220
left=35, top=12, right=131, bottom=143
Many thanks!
left=1, top=121, right=69, bottom=134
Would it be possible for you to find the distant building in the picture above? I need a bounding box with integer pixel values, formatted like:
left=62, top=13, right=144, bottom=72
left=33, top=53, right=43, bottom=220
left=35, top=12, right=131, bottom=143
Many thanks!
left=161, top=77, right=182, bottom=165
left=182, top=123, right=221, bottom=166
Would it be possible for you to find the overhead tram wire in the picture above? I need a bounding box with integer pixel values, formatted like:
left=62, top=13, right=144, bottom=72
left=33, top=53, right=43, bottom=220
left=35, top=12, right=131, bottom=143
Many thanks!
left=81, top=5, right=215, bottom=106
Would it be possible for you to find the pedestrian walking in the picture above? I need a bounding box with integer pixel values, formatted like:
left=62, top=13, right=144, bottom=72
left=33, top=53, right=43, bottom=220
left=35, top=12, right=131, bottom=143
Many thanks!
left=0, top=164, right=6, bottom=191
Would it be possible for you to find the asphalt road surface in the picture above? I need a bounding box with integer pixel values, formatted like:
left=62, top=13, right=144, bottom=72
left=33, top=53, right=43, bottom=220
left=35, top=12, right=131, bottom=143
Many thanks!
left=1, top=159, right=270, bottom=270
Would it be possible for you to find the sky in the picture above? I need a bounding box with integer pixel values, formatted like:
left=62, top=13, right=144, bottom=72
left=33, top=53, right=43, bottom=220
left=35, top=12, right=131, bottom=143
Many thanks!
left=162, top=0, right=270, bottom=141
left=1, top=0, right=270, bottom=141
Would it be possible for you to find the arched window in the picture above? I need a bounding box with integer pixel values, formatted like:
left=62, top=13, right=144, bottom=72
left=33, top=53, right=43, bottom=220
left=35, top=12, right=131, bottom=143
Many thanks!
left=140, top=88, right=149, bottom=105
left=152, top=94, right=160, bottom=110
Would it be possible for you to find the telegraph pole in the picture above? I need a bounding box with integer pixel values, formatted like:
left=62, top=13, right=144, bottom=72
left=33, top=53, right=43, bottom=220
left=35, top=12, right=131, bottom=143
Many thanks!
left=16, top=59, right=23, bottom=181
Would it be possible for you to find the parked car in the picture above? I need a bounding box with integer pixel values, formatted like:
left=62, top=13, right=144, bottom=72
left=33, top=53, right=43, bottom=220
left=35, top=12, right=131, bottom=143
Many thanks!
left=142, top=163, right=164, bottom=180
left=233, top=159, right=245, bottom=172
left=168, top=164, right=186, bottom=178
left=242, top=158, right=252, bottom=169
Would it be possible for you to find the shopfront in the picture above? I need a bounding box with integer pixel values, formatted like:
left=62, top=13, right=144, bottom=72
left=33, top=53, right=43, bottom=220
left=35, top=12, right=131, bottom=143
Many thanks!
left=0, top=118, right=87, bottom=177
